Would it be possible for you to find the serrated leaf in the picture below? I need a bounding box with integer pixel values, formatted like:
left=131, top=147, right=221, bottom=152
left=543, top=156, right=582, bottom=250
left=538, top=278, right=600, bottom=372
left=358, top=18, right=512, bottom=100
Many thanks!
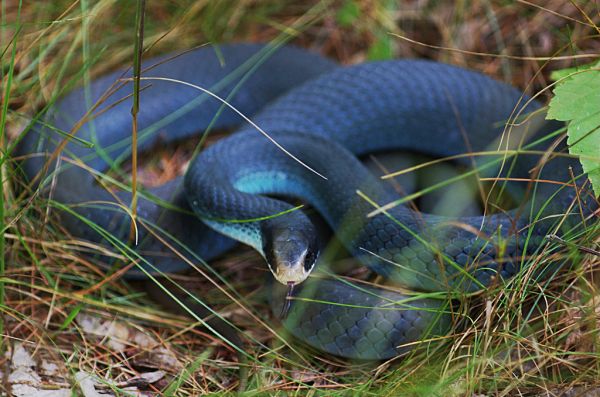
left=547, top=63, right=600, bottom=197
left=550, top=61, right=597, bottom=82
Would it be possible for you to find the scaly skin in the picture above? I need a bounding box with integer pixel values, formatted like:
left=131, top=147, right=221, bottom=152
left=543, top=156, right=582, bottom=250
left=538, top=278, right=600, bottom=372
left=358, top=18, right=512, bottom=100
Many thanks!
left=18, top=43, right=595, bottom=359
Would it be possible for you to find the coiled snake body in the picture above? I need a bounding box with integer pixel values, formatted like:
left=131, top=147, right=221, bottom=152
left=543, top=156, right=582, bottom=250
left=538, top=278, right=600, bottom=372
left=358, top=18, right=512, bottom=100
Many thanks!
left=19, top=43, right=593, bottom=360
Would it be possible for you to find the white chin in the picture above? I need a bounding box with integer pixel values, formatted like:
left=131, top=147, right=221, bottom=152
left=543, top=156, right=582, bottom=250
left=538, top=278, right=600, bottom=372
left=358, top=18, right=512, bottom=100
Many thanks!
left=275, top=266, right=309, bottom=284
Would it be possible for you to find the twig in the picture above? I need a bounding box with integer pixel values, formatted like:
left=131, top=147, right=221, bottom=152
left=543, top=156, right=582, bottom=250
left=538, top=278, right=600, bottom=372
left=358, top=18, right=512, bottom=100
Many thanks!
left=546, top=234, right=600, bottom=257
left=129, top=0, right=146, bottom=244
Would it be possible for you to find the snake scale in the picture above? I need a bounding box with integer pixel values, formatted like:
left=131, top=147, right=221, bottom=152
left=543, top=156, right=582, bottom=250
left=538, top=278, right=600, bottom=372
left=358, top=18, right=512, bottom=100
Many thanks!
left=18, top=43, right=595, bottom=360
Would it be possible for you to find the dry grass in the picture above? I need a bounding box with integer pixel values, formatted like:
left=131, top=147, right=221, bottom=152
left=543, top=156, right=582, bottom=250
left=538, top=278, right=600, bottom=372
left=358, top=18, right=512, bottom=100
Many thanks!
left=2, top=0, right=600, bottom=395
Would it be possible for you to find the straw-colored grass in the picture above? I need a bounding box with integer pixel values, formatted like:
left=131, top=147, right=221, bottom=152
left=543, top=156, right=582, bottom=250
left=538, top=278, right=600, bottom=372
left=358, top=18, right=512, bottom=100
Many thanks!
left=2, top=1, right=599, bottom=395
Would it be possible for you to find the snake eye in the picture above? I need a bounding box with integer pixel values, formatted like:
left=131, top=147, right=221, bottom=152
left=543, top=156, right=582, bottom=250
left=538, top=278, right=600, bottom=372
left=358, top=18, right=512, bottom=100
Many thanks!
left=303, top=247, right=319, bottom=273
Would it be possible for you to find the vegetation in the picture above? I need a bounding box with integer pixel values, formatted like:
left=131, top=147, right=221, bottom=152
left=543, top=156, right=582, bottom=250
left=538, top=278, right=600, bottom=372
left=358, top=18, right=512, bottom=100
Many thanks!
left=548, top=58, right=600, bottom=197
left=2, top=1, right=599, bottom=395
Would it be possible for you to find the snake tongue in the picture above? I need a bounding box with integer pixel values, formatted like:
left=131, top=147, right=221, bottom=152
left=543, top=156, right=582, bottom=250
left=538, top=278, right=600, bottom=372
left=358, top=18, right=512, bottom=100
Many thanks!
left=279, top=282, right=295, bottom=319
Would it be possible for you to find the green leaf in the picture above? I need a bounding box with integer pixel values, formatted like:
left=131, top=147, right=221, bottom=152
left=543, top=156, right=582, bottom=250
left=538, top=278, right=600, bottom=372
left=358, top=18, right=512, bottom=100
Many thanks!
left=59, top=303, right=83, bottom=330
left=368, top=33, right=393, bottom=61
left=550, top=61, right=597, bottom=81
left=547, top=61, right=600, bottom=197
left=336, top=0, right=361, bottom=27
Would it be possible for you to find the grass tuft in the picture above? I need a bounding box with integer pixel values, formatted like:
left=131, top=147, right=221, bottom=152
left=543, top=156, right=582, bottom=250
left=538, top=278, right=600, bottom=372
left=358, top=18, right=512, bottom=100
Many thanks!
left=2, top=0, right=599, bottom=395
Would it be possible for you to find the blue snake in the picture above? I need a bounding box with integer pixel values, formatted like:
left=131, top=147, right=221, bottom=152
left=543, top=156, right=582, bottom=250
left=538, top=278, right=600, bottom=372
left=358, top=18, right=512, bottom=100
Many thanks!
left=18, top=43, right=594, bottom=360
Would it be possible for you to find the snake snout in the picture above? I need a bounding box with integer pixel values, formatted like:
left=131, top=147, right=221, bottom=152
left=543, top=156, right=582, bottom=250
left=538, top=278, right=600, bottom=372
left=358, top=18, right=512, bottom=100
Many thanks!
left=262, top=220, right=319, bottom=285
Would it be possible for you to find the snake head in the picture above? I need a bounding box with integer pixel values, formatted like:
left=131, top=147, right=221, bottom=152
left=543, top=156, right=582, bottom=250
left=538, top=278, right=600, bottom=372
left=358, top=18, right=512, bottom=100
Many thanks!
left=261, top=218, right=319, bottom=285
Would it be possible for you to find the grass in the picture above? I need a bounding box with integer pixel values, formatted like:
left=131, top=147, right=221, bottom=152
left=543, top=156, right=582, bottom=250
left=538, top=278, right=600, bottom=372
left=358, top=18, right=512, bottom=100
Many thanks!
left=2, top=0, right=600, bottom=395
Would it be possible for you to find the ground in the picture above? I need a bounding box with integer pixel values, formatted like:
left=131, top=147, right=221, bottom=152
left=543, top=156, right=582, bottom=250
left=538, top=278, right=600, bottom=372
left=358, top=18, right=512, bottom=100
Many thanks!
left=2, top=1, right=600, bottom=395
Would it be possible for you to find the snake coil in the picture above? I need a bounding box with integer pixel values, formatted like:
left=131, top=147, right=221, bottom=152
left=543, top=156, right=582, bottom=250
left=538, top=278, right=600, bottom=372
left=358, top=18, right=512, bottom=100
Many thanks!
left=18, top=43, right=595, bottom=360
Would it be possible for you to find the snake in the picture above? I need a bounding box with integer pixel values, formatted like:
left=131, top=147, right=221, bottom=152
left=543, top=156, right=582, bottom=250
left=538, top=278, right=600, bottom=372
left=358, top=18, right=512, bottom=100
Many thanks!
left=17, top=43, right=595, bottom=360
